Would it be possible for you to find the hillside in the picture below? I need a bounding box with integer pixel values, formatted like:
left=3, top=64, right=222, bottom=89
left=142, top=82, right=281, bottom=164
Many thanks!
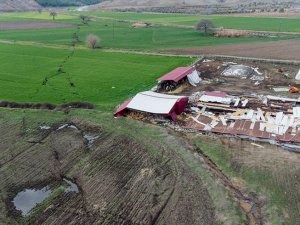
left=90, top=0, right=298, bottom=8
left=0, top=0, right=41, bottom=12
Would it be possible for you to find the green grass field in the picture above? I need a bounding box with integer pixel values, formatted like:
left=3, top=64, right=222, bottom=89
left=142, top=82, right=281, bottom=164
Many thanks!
left=0, top=43, right=193, bottom=110
left=0, top=19, right=294, bottom=50
left=76, top=11, right=300, bottom=33
left=0, top=12, right=298, bottom=51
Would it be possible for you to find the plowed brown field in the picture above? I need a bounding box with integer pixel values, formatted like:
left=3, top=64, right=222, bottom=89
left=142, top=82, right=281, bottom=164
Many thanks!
left=164, top=39, right=300, bottom=61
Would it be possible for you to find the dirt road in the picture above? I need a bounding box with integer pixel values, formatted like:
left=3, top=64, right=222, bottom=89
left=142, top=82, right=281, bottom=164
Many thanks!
left=163, top=39, right=300, bottom=61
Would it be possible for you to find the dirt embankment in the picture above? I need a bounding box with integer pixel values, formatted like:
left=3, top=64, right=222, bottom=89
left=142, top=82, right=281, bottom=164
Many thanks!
left=0, top=117, right=217, bottom=225
left=163, top=39, right=300, bottom=61
left=0, top=21, right=77, bottom=31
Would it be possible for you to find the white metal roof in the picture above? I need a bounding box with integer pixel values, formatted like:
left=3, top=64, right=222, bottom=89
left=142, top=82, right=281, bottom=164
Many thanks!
left=127, top=91, right=185, bottom=114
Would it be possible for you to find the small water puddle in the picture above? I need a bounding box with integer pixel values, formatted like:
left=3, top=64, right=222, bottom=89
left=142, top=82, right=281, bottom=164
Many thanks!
left=12, top=186, right=51, bottom=216
left=63, top=178, right=80, bottom=193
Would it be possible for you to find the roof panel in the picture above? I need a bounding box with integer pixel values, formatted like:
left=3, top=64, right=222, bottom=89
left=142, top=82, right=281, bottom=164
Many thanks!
left=158, top=67, right=195, bottom=82
left=127, top=91, right=186, bottom=114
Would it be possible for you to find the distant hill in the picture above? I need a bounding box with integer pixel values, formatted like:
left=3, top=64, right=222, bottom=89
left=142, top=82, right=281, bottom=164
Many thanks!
left=90, top=0, right=299, bottom=8
left=35, top=0, right=104, bottom=7
left=0, top=0, right=41, bottom=12
left=0, top=0, right=104, bottom=11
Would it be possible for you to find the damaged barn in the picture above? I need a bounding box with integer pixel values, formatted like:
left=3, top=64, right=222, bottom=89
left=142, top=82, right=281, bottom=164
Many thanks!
left=115, top=57, right=300, bottom=151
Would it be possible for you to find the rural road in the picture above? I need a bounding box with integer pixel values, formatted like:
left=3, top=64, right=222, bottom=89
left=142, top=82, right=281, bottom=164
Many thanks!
left=164, top=39, right=300, bottom=61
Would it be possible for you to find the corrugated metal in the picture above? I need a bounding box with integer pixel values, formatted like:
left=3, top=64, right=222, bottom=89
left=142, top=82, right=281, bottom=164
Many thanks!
left=158, top=67, right=195, bottom=82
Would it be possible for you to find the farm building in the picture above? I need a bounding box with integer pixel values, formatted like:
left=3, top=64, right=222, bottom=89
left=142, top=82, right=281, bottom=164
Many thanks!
left=114, top=91, right=188, bottom=121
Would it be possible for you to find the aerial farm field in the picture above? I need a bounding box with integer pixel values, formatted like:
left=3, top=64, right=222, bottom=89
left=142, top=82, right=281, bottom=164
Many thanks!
left=0, top=12, right=297, bottom=50
left=75, top=11, right=300, bottom=32
left=1, top=8, right=300, bottom=225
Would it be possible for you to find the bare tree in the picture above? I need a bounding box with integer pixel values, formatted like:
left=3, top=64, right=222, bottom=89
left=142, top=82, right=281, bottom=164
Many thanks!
left=195, top=19, right=215, bottom=33
left=49, top=11, right=57, bottom=20
left=86, top=34, right=100, bottom=49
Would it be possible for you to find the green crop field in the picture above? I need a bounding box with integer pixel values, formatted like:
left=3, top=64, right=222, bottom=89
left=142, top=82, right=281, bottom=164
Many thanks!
left=0, top=12, right=77, bottom=22
left=0, top=19, right=294, bottom=50
left=76, top=11, right=300, bottom=33
left=0, top=43, right=193, bottom=110
left=0, top=12, right=298, bottom=51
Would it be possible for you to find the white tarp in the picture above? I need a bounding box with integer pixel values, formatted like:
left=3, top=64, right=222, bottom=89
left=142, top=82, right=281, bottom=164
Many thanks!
left=295, top=69, right=300, bottom=80
left=127, top=91, right=185, bottom=114
left=187, top=70, right=201, bottom=86
left=267, top=95, right=299, bottom=102
left=293, top=107, right=300, bottom=118
left=199, top=95, right=232, bottom=105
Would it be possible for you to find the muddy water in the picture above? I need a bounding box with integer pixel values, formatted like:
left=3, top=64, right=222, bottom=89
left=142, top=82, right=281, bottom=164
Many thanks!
left=12, top=186, right=51, bottom=216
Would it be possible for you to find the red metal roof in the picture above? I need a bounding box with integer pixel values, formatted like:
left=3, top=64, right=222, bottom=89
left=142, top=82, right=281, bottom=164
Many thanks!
left=204, top=91, right=227, bottom=98
left=158, top=67, right=195, bottom=83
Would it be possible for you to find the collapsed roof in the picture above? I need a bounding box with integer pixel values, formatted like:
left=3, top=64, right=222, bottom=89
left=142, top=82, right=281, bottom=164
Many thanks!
left=114, top=91, right=188, bottom=121
left=158, top=67, right=195, bottom=83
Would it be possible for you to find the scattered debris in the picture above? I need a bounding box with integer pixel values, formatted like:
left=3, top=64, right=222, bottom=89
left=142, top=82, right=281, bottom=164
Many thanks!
left=251, top=143, right=264, bottom=148
left=40, top=125, right=51, bottom=130
left=273, top=87, right=289, bottom=92
left=83, top=134, right=99, bottom=148
left=222, top=65, right=262, bottom=79
left=295, top=69, right=300, bottom=80
left=57, top=124, right=78, bottom=131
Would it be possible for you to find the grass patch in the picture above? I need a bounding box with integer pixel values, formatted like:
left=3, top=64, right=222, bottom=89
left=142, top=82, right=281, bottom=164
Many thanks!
left=193, top=136, right=299, bottom=225
left=0, top=43, right=193, bottom=110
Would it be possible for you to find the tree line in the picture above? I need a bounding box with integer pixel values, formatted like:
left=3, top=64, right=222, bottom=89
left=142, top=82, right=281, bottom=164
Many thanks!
left=36, top=0, right=104, bottom=7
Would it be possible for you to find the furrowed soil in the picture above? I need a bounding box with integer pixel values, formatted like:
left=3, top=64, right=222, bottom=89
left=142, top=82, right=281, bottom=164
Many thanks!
left=0, top=21, right=76, bottom=30
left=0, top=109, right=221, bottom=225
left=163, top=39, right=300, bottom=61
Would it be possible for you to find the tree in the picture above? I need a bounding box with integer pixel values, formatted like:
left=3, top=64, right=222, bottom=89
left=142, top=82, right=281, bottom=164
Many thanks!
left=79, top=14, right=91, bottom=25
left=195, top=19, right=215, bottom=33
left=86, top=34, right=100, bottom=49
left=49, top=11, right=57, bottom=20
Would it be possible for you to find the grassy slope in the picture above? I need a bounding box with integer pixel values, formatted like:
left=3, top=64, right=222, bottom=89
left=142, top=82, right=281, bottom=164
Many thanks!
left=193, top=136, right=300, bottom=225
left=0, top=43, right=193, bottom=109
left=78, top=11, right=300, bottom=32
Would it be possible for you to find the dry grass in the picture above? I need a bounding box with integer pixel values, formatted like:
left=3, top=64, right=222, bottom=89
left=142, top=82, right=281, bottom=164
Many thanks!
left=214, top=28, right=249, bottom=38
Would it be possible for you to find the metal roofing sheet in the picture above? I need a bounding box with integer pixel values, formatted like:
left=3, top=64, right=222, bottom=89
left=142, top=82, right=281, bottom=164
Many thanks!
left=158, top=67, right=195, bottom=82
left=127, top=91, right=185, bottom=114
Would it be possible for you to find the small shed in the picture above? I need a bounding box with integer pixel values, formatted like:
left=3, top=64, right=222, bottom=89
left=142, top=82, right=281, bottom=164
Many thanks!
left=158, top=67, right=195, bottom=83
left=114, top=91, right=188, bottom=121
